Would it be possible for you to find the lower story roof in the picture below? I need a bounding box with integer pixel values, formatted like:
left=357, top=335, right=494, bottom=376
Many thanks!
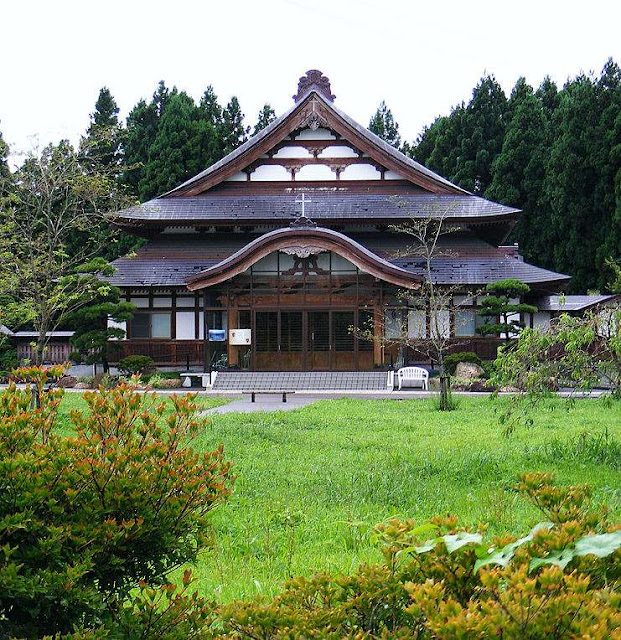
left=108, top=229, right=570, bottom=290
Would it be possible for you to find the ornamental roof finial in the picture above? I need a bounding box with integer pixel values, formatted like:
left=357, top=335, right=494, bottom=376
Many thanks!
left=293, top=70, right=335, bottom=103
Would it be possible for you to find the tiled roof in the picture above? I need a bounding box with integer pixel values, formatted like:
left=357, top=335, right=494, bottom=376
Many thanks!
left=535, top=295, right=618, bottom=311
left=108, top=230, right=569, bottom=288
left=165, top=89, right=468, bottom=197
left=114, top=193, right=519, bottom=224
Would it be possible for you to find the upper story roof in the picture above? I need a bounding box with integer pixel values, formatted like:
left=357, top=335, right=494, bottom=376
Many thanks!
left=111, top=71, right=521, bottom=242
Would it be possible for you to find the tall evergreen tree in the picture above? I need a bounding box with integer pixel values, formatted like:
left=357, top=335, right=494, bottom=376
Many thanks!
left=369, top=101, right=402, bottom=148
left=142, top=91, right=206, bottom=196
left=124, top=81, right=172, bottom=200
left=220, top=96, right=249, bottom=155
left=253, top=103, right=276, bottom=135
left=452, top=75, right=508, bottom=194
left=543, top=63, right=620, bottom=292
left=0, top=125, right=9, bottom=183
left=80, top=87, right=123, bottom=172
left=486, top=78, right=549, bottom=263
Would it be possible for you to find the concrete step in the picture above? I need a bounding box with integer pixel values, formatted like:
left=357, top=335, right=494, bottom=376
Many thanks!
left=212, top=371, right=390, bottom=391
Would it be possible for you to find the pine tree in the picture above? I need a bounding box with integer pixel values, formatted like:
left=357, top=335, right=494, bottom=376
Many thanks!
left=369, top=101, right=401, bottom=148
left=452, top=75, right=508, bottom=194
left=0, top=125, right=9, bottom=181
left=124, top=81, right=172, bottom=200
left=542, top=64, right=620, bottom=292
left=220, top=96, right=249, bottom=155
left=253, top=104, right=276, bottom=135
left=486, top=79, right=549, bottom=264
left=143, top=92, right=206, bottom=196
left=476, top=279, right=537, bottom=341
left=80, top=87, right=123, bottom=172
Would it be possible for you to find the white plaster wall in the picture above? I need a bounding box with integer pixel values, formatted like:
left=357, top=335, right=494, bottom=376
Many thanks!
left=176, top=296, right=196, bottom=308
left=198, top=312, right=205, bottom=340
left=176, top=312, right=196, bottom=340
left=251, top=164, right=291, bottom=181
left=296, top=164, right=335, bottom=181
left=295, top=128, right=336, bottom=140
left=384, top=170, right=403, bottom=180
left=225, top=171, right=247, bottom=182
left=152, top=296, right=172, bottom=308
left=340, top=164, right=382, bottom=180
left=319, top=145, right=359, bottom=158
left=533, top=312, right=551, bottom=331
left=272, top=146, right=312, bottom=158
left=130, top=297, right=149, bottom=308
left=107, top=318, right=127, bottom=339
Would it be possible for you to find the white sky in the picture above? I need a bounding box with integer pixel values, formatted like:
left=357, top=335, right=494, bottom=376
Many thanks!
left=2, top=0, right=620, bottom=161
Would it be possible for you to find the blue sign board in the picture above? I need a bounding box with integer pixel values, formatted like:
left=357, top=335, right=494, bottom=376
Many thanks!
left=208, top=329, right=227, bottom=342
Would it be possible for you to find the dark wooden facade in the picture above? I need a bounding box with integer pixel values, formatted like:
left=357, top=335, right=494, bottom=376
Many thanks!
left=108, top=71, right=570, bottom=371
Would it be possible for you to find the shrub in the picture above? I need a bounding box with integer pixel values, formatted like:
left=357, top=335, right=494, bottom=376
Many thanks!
left=92, top=372, right=119, bottom=389
left=118, top=354, right=155, bottom=376
left=444, top=351, right=482, bottom=375
left=218, top=473, right=621, bottom=638
left=0, top=367, right=232, bottom=638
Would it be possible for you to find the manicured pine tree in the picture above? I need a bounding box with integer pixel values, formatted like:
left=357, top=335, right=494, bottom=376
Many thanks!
left=66, top=284, right=135, bottom=372
left=476, top=279, right=537, bottom=341
left=369, top=101, right=402, bottom=148
left=220, top=96, right=249, bottom=155
left=486, top=79, right=549, bottom=265
left=253, top=103, right=276, bottom=135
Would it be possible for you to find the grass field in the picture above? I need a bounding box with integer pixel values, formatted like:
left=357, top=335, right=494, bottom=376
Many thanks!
left=53, top=392, right=621, bottom=602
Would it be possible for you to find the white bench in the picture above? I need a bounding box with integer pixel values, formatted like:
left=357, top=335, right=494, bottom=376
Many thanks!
left=396, top=366, right=429, bottom=391
left=181, top=372, right=212, bottom=388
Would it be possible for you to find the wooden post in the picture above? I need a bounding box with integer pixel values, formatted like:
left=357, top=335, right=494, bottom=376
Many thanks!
left=228, top=308, right=238, bottom=366
left=373, top=307, right=383, bottom=367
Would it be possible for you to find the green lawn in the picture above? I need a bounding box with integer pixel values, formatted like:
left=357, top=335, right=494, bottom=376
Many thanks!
left=188, top=396, right=620, bottom=602
left=52, top=393, right=621, bottom=602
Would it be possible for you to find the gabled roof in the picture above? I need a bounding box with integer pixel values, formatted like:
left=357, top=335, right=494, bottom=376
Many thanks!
left=163, top=88, right=469, bottom=197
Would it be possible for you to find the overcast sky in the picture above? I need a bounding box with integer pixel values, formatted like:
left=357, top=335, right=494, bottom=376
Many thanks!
left=2, top=0, right=619, bottom=161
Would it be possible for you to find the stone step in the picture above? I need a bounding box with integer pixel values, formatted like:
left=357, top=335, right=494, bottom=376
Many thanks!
left=212, top=371, right=390, bottom=391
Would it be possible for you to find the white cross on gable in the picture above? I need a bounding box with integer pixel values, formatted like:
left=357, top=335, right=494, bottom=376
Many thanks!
left=295, top=193, right=311, bottom=218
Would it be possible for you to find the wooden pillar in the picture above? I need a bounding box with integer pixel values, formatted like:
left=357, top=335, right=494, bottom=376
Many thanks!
left=373, top=307, right=383, bottom=367
left=227, top=308, right=238, bottom=366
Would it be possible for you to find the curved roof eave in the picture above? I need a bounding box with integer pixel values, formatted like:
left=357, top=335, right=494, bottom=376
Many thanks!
left=185, top=225, right=422, bottom=291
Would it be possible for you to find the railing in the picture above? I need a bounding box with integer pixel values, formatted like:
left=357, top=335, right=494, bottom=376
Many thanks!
left=109, top=340, right=204, bottom=367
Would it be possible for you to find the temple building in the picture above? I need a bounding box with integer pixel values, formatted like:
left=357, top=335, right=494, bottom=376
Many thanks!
left=108, top=70, right=575, bottom=372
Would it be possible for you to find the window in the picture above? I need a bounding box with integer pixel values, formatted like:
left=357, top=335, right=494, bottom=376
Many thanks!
left=430, top=310, right=450, bottom=339
left=455, top=310, right=476, bottom=336
left=131, top=313, right=150, bottom=338
left=407, top=309, right=427, bottom=338
left=385, top=309, right=403, bottom=339
left=130, top=313, right=171, bottom=339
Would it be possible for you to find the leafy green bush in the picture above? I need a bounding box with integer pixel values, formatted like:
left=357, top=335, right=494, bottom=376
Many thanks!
left=218, top=473, right=621, bottom=638
left=118, top=354, right=155, bottom=375
left=444, top=351, right=482, bottom=375
left=0, top=367, right=232, bottom=638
